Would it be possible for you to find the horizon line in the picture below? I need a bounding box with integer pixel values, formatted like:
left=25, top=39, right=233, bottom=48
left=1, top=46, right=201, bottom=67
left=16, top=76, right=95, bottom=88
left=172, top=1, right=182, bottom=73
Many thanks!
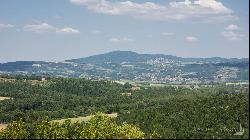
left=0, top=50, right=249, bottom=64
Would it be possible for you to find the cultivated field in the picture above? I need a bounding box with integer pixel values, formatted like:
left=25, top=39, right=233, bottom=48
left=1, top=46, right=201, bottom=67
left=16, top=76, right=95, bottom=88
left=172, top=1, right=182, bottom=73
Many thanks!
left=51, top=113, right=118, bottom=124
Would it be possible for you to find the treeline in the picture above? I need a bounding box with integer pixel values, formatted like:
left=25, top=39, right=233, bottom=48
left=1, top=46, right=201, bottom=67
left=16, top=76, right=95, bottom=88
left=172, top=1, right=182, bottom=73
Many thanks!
left=0, top=75, right=249, bottom=139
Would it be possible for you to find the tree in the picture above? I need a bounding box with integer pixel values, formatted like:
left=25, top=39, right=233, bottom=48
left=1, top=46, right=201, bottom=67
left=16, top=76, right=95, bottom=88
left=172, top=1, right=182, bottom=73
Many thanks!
left=123, top=82, right=132, bottom=89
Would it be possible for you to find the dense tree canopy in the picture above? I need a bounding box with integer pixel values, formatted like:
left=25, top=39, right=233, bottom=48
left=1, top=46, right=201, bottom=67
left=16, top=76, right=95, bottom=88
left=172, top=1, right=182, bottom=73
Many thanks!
left=0, top=75, right=249, bottom=139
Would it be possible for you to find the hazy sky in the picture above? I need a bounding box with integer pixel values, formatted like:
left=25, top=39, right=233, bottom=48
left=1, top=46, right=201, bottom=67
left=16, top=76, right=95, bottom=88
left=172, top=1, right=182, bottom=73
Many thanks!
left=0, top=0, right=249, bottom=63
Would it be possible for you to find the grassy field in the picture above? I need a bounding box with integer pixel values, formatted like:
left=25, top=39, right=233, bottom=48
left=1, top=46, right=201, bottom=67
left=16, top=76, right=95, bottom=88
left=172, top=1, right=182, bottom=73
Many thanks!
left=0, top=96, right=10, bottom=131
left=51, top=113, right=118, bottom=124
left=0, top=77, right=47, bottom=85
left=0, top=78, right=16, bottom=83
left=0, top=96, right=11, bottom=101
left=0, top=124, right=7, bottom=131
left=0, top=113, right=118, bottom=131
left=29, top=80, right=48, bottom=85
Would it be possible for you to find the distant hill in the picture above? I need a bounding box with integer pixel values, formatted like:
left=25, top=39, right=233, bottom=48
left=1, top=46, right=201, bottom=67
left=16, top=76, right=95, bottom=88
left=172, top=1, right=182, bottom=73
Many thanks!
left=67, top=51, right=179, bottom=64
left=67, top=50, right=248, bottom=64
left=0, top=61, right=48, bottom=72
left=0, top=51, right=248, bottom=83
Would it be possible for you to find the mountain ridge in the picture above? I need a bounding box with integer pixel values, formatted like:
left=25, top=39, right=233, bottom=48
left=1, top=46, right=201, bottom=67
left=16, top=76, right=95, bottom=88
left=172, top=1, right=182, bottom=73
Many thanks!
left=66, top=50, right=249, bottom=64
left=0, top=50, right=248, bottom=64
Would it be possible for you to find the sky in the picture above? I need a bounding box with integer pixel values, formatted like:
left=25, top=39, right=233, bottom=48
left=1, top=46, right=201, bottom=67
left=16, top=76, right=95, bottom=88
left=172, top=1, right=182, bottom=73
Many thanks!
left=0, top=0, right=249, bottom=63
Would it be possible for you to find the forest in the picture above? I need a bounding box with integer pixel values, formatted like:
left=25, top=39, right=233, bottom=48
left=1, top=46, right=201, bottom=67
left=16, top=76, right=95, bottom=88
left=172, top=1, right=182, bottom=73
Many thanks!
left=0, top=75, right=249, bottom=139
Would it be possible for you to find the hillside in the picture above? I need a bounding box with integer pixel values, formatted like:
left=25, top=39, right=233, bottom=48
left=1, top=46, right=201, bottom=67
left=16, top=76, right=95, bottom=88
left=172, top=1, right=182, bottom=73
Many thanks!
left=67, top=50, right=248, bottom=64
left=67, top=51, right=181, bottom=64
left=0, top=51, right=249, bottom=83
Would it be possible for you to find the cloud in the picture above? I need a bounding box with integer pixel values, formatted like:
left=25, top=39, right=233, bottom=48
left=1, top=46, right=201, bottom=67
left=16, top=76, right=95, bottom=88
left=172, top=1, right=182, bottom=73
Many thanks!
left=69, top=0, right=236, bottom=22
left=23, top=22, right=55, bottom=33
left=162, top=32, right=174, bottom=36
left=221, top=31, right=244, bottom=41
left=222, top=24, right=244, bottom=41
left=56, top=27, right=80, bottom=34
left=225, top=24, right=240, bottom=30
left=0, top=23, right=14, bottom=30
left=109, top=38, right=121, bottom=43
left=122, top=37, right=134, bottom=42
left=23, top=22, right=80, bottom=34
left=185, top=36, right=198, bottom=42
left=109, top=37, right=134, bottom=43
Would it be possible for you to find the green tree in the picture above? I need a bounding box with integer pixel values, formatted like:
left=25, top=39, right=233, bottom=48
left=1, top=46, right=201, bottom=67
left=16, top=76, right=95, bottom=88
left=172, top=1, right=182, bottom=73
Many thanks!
left=123, top=82, right=132, bottom=89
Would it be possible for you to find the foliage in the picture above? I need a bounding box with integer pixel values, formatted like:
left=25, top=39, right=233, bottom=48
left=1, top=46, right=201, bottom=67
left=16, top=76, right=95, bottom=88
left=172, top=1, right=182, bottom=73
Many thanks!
left=123, top=82, right=133, bottom=89
left=0, top=75, right=248, bottom=139
left=0, top=119, right=30, bottom=139
left=0, top=113, right=145, bottom=139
